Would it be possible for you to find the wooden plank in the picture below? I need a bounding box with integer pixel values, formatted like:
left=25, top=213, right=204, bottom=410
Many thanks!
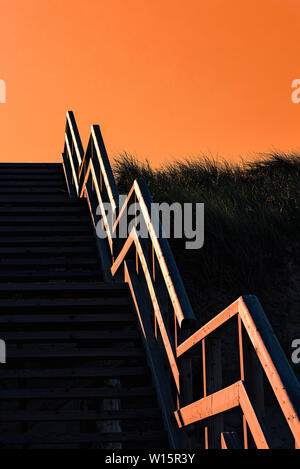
left=66, top=111, right=85, bottom=163
left=0, top=313, right=134, bottom=324
left=0, top=430, right=166, bottom=445
left=0, top=387, right=155, bottom=399
left=0, top=246, right=95, bottom=255
left=206, top=336, right=224, bottom=449
left=0, top=282, right=127, bottom=292
left=0, top=297, right=129, bottom=307
left=0, top=181, right=64, bottom=187
left=239, top=295, right=300, bottom=447
left=0, top=225, right=90, bottom=233
left=177, top=300, right=239, bottom=357
left=174, top=381, right=240, bottom=428
left=0, top=408, right=161, bottom=422
left=131, top=229, right=181, bottom=392
left=2, top=329, right=138, bottom=342
left=7, top=347, right=144, bottom=359
left=90, top=125, right=120, bottom=212
left=0, top=215, right=90, bottom=222
left=238, top=381, right=270, bottom=449
left=0, top=366, right=148, bottom=379
left=0, top=235, right=93, bottom=244
left=0, top=257, right=98, bottom=266
left=0, top=206, right=87, bottom=213
left=132, top=180, right=195, bottom=327
left=62, top=151, right=76, bottom=197
left=111, top=180, right=195, bottom=328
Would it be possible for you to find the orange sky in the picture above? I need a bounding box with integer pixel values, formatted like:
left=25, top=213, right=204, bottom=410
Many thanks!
left=1, top=0, right=300, bottom=165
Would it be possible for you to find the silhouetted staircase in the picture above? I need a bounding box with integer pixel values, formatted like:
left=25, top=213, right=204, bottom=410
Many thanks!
left=0, top=163, right=168, bottom=448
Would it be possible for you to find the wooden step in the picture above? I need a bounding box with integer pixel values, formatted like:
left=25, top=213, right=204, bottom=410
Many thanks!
left=0, top=246, right=96, bottom=255
left=0, top=257, right=98, bottom=268
left=0, top=270, right=101, bottom=282
left=0, top=198, right=86, bottom=206
left=0, top=313, right=135, bottom=324
left=0, top=206, right=87, bottom=214
left=0, top=235, right=94, bottom=245
left=0, top=225, right=91, bottom=234
left=0, top=181, right=64, bottom=187
left=0, top=163, right=61, bottom=168
left=2, top=329, right=138, bottom=342
left=0, top=188, right=68, bottom=194
left=0, top=366, right=148, bottom=379
left=0, top=167, right=62, bottom=175
left=0, top=215, right=90, bottom=223
left=0, top=408, right=161, bottom=422
left=7, top=347, right=144, bottom=359
left=0, top=282, right=127, bottom=293
left=0, top=431, right=166, bottom=445
left=0, top=297, right=130, bottom=308
left=0, top=174, right=64, bottom=181
left=0, top=196, right=70, bottom=203
left=0, top=387, right=155, bottom=399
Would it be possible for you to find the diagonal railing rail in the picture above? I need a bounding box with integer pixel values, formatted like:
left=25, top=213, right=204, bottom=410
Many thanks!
left=62, top=111, right=300, bottom=449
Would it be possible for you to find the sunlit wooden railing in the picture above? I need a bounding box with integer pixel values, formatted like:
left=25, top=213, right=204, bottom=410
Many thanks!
left=62, top=111, right=300, bottom=449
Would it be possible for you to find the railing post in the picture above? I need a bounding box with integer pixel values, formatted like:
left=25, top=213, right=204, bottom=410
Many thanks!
left=206, top=336, right=224, bottom=449
left=244, top=339, right=265, bottom=419
left=179, top=328, right=193, bottom=407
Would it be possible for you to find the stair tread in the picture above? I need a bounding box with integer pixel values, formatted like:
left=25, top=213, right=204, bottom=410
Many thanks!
left=0, top=297, right=129, bottom=307
left=7, top=347, right=143, bottom=358
left=0, top=226, right=91, bottom=233
left=2, top=330, right=138, bottom=341
left=0, top=174, right=64, bottom=180
left=0, top=409, right=161, bottom=422
left=0, top=215, right=90, bottom=222
left=0, top=196, right=71, bottom=203
left=0, top=258, right=98, bottom=266
left=0, top=207, right=87, bottom=213
left=0, top=271, right=101, bottom=281
left=0, top=313, right=135, bottom=323
left=0, top=366, right=148, bottom=379
left=0, top=163, right=166, bottom=449
left=0, top=246, right=96, bottom=254
left=0, top=282, right=127, bottom=292
left=0, top=163, right=61, bottom=167
left=0, top=431, right=166, bottom=444
left=0, top=180, right=66, bottom=186
left=0, top=387, right=155, bottom=398
left=0, top=197, right=85, bottom=202
left=0, top=182, right=64, bottom=187
left=0, top=236, right=94, bottom=244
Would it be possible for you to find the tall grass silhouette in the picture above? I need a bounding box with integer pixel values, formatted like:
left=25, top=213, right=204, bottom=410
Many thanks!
left=113, top=152, right=300, bottom=368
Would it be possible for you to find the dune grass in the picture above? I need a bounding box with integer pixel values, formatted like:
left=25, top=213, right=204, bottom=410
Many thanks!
left=113, top=151, right=300, bottom=360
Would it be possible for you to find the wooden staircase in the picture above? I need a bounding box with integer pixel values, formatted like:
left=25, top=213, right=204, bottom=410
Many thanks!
left=0, top=163, right=168, bottom=448
left=0, top=113, right=299, bottom=450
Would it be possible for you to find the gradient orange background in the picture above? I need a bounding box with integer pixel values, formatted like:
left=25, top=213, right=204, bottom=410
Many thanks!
left=1, top=0, right=300, bottom=165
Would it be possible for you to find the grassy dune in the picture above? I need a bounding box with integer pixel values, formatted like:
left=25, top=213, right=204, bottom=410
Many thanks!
left=113, top=152, right=300, bottom=370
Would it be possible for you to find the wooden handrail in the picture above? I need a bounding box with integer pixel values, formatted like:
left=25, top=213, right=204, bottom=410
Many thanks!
left=62, top=110, right=300, bottom=449
left=111, top=179, right=195, bottom=328
left=175, top=295, right=300, bottom=448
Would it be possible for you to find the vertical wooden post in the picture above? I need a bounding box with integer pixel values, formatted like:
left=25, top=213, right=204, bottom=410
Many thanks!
left=202, top=339, right=208, bottom=449
left=243, top=415, right=248, bottom=449
left=179, top=328, right=193, bottom=407
left=238, top=315, right=245, bottom=381
left=244, top=339, right=265, bottom=418
left=206, top=336, right=224, bottom=449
